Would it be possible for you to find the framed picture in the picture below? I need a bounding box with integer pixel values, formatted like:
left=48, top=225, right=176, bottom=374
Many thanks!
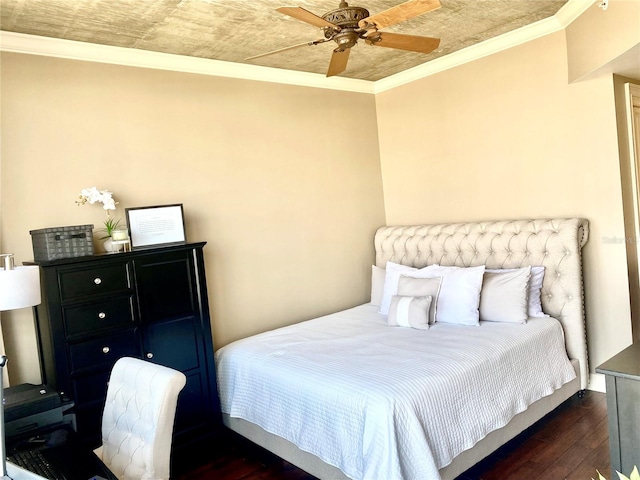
left=126, top=204, right=186, bottom=248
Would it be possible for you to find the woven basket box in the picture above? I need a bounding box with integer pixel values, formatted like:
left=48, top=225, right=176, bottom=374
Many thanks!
left=30, top=225, right=95, bottom=261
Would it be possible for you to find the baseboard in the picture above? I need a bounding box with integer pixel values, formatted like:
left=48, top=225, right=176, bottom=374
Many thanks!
left=588, top=373, right=606, bottom=393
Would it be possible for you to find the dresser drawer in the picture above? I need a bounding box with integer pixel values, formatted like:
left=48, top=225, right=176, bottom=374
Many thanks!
left=68, top=330, right=141, bottom=374
left=63, top=296, right=135, bottom=337
left=72, top=369, right=111, bottom=405
left=59, top=263, right=131, bottom=301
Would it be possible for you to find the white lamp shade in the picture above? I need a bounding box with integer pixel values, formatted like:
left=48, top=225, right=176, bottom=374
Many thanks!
left=0, top=266, right=41, bottom=311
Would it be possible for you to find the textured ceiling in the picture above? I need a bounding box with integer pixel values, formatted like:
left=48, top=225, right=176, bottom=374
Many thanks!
left=0, top=0, right=569, bottom=81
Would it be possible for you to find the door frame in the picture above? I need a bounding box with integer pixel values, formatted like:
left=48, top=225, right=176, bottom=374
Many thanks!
left=619, top=79, right=640, bottom=342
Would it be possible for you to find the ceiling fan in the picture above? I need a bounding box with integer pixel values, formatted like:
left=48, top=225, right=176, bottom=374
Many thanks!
left=246, top=0, right=442, bottom=77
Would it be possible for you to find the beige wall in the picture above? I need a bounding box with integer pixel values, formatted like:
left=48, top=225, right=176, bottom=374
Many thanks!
left=566, top=0, right=640, bottom=82
left=0, top=53, right=385, bottom=384
left=376, top=29, right=634, bottom=377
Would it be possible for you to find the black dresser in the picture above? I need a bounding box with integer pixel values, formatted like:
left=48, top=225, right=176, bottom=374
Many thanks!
left=32, top=242, right=221, bottom=453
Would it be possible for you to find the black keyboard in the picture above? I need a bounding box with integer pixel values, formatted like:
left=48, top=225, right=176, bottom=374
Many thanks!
left=8, top=448, right=66, bottom=480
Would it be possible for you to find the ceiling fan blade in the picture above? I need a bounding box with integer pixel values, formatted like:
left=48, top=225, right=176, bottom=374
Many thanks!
left=277, top=6, right=338, bottom=29
left=326, top=49, right=351, bottom=77
left=359, top=0, right=441, bottom=30
left=366, top=32, right=440, bottom=54
left=245, top=39, right=327, bottom=61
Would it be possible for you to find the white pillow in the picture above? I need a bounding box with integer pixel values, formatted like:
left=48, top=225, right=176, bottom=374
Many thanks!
left=397, top=276, right=442, bottom=325
left=378, top=262, right=439, bottom=315
left=479, top=266, right=531, bottom=323
left=486, top=266, right=548, bottom=317
left=387, top=295, right=432, bottom=330
left=371, top=265, right=386, bottom=307
left=424, top=265, right=486, bottom=326
left=528, top=266, right=548, bottom=317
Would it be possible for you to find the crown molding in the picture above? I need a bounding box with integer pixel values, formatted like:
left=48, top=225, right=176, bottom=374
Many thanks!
left=373, top=0, right=595, bottom=93
left=0, top=31, right=375, bottom=94
left=0, top=0, right=592, bottom=95
left=554, top=0, right=596, bottom=27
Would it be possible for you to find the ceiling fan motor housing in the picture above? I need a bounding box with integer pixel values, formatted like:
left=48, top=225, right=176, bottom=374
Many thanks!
left=322, top=2, right=369, bottom=30
left=322, top=1, right=370, bottom=49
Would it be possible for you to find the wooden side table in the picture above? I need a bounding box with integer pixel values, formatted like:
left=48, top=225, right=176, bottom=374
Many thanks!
left=596, top=342, right=640, bottom=477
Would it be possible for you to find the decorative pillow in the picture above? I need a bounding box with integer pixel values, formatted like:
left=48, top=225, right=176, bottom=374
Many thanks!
left=397, top=275, right=442, bottom=325
left=387, top=295, right=432, bottom=330
left=479, top=266, right=531, bottom=323
left=371, top=265, right=386, bottom=307
left=378, top=262, right=439, bottom=315
left=528, top=266, right=548, bottom=317
left=424, top=265, right=486, bottom=326
left=486, top=266, right=548, bottom=317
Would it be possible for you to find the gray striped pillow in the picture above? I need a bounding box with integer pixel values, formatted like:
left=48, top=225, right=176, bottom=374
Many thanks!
left=387, top=295, right=432, bottom=330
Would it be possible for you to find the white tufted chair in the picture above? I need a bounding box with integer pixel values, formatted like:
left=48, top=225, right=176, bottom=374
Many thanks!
left=94, top=357, right=187, bottom=480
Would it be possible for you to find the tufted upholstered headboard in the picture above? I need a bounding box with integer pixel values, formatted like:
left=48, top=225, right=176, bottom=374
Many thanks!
left=374, top=218, right=589, bottom=389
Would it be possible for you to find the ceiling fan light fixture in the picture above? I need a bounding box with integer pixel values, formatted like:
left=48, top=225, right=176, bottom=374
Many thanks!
left=333, top=30, right=360, bottom=50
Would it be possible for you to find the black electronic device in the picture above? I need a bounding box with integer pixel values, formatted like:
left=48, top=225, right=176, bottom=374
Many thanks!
left=3, top=384, right=75, bottom=441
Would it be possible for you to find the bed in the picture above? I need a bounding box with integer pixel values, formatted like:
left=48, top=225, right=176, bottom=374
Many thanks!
left=215, top=218, right=589, bottom=480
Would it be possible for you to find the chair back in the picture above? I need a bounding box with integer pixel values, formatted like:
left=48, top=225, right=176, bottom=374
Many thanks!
left=96, top=357, right=186, bottom=480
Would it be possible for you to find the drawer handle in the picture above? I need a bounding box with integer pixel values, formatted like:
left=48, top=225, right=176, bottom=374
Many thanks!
left=94, top=277, right=102, bottom=285
left=102, top=347, right=110, bottom=354
left=146, top=353, right=154, bottom=359
left=98, top=312, right=107, bottom=319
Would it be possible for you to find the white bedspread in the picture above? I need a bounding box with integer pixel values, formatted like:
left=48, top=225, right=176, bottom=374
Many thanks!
left=216, top=304, right=576, bottom=480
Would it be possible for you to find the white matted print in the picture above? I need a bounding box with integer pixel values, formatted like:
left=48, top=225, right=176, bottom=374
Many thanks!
left=126, top=204, right=186, bottom=248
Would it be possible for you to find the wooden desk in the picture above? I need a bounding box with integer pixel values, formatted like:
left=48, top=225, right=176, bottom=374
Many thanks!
left=596, top=342, right=640, bottom=477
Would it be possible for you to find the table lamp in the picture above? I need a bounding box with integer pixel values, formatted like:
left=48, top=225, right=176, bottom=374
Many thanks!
left=0, top=254, right=41, bottom=480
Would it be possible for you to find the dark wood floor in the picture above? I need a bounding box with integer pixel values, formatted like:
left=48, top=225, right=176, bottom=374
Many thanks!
left=176, top=390, right=610, bottom=480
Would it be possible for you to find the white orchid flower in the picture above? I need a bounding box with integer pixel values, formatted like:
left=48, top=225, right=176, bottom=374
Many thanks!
left=102, top=197, right=116, bottom=210
left=76, top=187, right=121, bottom=236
